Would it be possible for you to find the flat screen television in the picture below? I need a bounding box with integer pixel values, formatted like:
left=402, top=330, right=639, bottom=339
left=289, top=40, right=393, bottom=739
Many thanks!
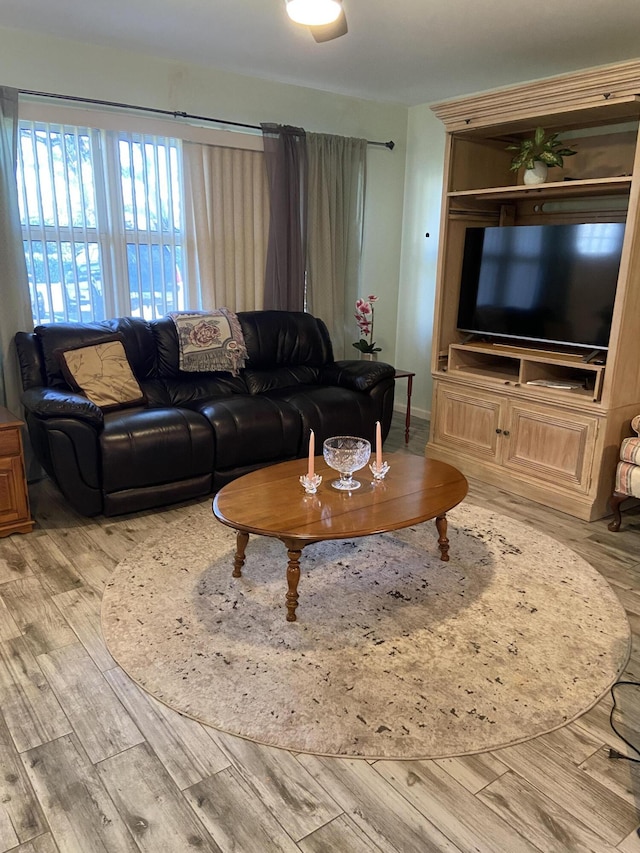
left=457, top=222, right=626, bottom=351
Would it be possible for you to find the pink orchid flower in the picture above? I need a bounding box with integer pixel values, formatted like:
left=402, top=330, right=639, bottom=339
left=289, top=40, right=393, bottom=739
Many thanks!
left=353, top=294, right=381, bottom=354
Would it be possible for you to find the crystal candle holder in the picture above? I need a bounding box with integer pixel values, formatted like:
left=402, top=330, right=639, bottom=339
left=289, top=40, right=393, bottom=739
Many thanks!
left=369, top=460, right=390, bottom=481
left=300, top=472, right=322, bottom=494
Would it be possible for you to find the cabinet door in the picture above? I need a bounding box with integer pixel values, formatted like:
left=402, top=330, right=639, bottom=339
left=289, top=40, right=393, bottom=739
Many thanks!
left=432, top=383, right=502, bottom=461
left=502, top=401, right=599, bottom=492
left=0, top=455, right=29, bottom=526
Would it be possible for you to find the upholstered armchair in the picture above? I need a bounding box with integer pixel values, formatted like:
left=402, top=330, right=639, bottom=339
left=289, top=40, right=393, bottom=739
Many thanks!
left=608, top=415, right=640, bottom=531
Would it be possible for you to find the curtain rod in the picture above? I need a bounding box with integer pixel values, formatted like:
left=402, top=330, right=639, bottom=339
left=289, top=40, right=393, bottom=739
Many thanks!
left=18, top=89, right=395, bottom=150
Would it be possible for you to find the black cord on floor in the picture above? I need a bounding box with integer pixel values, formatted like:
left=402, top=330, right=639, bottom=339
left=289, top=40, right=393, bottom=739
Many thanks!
left=609, top=680, right=640, bottom=763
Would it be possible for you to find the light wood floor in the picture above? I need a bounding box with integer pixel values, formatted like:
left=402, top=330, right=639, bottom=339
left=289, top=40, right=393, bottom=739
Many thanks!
left=1, top=412, right=640, bottom=852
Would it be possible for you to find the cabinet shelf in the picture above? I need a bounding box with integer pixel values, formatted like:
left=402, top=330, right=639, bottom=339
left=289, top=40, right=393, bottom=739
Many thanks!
left=446, top=343, right=605, bottom=403
left=448, top=175, right=632, bottom=202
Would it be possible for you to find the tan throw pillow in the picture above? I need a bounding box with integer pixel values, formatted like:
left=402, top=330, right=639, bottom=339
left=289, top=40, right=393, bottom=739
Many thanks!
left=57, top=337, right=146, bottom=410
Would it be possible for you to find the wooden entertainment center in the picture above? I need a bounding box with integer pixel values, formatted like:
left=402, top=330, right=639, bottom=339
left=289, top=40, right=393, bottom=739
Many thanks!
left=427, top=61, right=640, bottom=521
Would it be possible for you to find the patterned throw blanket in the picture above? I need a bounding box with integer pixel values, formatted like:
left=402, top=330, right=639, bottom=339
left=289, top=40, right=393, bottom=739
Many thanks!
left=169, top=309, right=248, bottom=376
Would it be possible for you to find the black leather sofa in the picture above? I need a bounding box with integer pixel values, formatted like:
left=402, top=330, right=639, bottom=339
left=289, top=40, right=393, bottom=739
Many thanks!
left=15, top=311, right=395, bottom=517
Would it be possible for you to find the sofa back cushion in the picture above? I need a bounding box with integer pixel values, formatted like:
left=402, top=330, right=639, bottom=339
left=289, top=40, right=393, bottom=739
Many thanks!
left=149, top=317, right=250, bottom=403
left=243, top=366, right=320, bottom=394
left=238, top=311, right=334, bottom=369
left=150, top=317, right=190, bottom=377
left=36, top=317, right=156, bottom=388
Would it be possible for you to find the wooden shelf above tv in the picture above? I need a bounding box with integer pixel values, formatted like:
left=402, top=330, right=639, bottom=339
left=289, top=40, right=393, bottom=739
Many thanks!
left=448, top=176, right=632, bottom=202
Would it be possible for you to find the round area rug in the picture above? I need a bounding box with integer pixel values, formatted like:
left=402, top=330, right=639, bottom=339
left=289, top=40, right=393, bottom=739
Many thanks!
left=101, top=501, right=630, bottom=760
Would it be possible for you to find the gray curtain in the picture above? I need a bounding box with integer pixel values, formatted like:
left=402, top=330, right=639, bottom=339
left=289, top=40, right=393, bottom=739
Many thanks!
left=306, top=133, right=367, bottom=358
left=0, top=86, right=32, bottom=415
left=261, top=124, right=307, bottom=311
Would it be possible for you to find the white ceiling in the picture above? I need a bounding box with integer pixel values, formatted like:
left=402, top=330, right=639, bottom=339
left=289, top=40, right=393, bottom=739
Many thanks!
left=4, top=0, right=640, bottom=106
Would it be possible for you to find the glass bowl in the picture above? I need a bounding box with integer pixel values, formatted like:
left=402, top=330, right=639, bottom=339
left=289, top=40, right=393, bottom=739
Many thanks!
left=322, top=436, right=371, bottom=491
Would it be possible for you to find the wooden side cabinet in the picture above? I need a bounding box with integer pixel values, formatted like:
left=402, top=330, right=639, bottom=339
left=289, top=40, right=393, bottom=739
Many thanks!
left=0, top=407, right=34, bottom=537
left=431, top=379, right=603, bottom=517
left=427, top=61, right=640, bottom=520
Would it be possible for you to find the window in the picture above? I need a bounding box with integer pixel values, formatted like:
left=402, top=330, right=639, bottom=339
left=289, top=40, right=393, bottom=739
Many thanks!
left=17, top=120, right=186, bottom=325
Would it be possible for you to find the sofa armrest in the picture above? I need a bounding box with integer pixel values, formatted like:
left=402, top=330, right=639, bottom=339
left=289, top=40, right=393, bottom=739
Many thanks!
left=21, top=387, right=104, bottom=430
left=631, top=415, right=640, bottom=435
left=320, top=360, right=395, bottom=393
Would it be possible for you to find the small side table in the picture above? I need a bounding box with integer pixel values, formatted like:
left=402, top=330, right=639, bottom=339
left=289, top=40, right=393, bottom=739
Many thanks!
left=394, top=369, right=416, bottom=444
left=0, top=407, right=34, bottom=537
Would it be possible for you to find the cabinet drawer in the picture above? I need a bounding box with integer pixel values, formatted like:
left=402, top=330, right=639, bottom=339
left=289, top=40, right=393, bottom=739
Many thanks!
left=0, top=428, right=20, bottom=458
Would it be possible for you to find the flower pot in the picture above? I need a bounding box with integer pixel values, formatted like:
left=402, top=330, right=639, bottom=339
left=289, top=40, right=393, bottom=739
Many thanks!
left=360, top=352, right=378, bottom=361
left=523, top=162, right=548, bottom=185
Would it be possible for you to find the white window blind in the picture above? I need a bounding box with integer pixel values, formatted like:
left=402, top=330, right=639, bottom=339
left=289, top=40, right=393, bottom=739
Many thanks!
left=17, top=119, right=186, bottom=324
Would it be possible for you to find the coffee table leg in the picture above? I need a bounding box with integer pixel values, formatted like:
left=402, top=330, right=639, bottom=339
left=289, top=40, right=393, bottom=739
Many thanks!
left=435, top=514, right=450, bottom=562
left=232, top=531, right=249, bottom=577
left=285, top=545, right=302, bottom=622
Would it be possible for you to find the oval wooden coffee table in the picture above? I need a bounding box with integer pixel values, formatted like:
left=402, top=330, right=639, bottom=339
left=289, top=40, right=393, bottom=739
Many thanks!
left=213, top=453, right=468, bottom=622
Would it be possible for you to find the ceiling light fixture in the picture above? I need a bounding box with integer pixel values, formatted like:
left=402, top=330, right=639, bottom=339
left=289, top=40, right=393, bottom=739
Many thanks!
left=286, top=0, right=342, bottom=26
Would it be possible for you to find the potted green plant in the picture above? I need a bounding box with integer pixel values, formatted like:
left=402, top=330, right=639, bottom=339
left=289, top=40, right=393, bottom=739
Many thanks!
left=507, top=127, right=577, bottom=185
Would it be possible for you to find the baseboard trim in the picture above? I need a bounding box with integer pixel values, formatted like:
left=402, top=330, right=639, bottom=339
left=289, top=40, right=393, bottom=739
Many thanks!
left=393, top=404, right=430, bottom=421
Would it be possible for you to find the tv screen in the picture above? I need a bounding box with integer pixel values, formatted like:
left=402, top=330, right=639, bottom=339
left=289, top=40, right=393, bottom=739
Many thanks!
left=457, top=222, right=625, bottom=350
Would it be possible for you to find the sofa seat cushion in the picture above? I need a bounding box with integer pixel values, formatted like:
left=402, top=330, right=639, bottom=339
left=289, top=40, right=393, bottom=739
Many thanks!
left=100, top=407, right=214, bottom=493
left=263, top=385, right=378, bottom=448
left=615, top=461, right=640, bottom=498
left=195, top=395, right=301, bottom=471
